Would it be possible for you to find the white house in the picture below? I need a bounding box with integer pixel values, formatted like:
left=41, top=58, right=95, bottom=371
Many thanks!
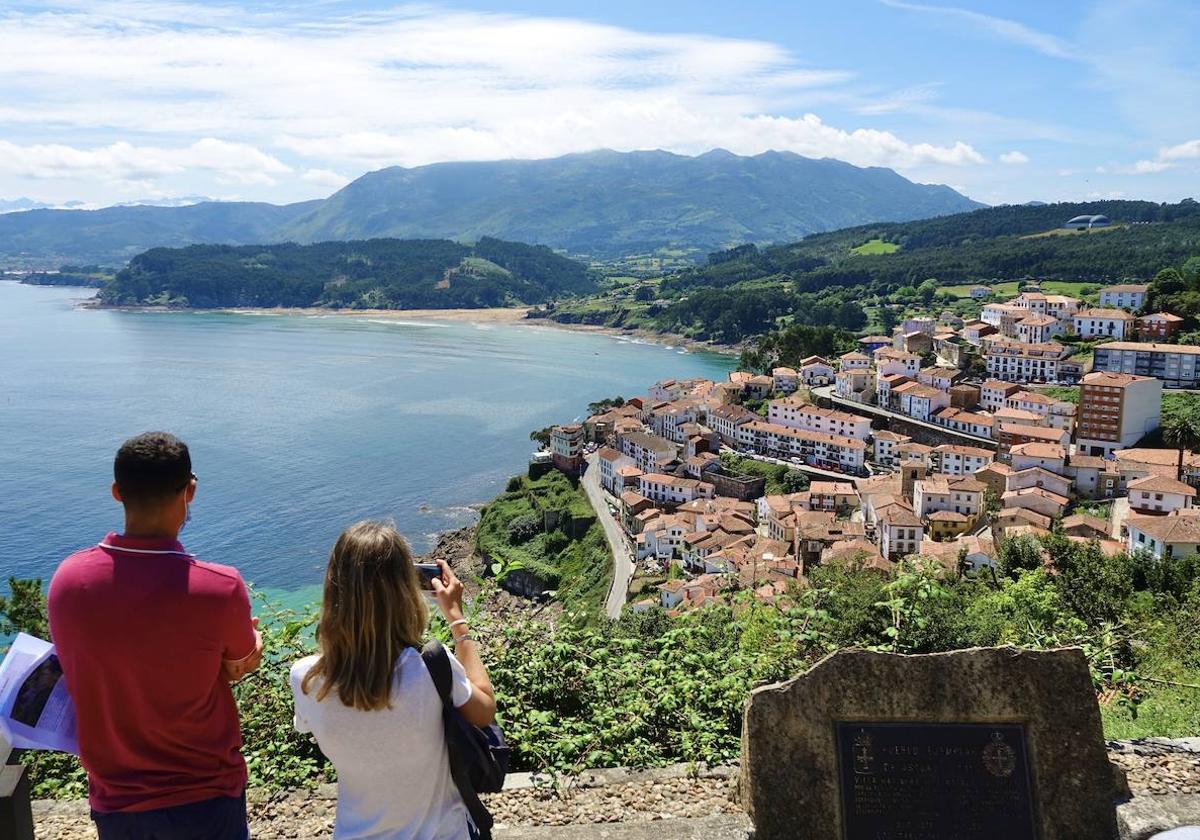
left=1098, top=284, right=1148, bottom=311
left=1127, top=475, right=1195, bottom=516
left=767, top=399, right=872, bottom=441
left=1072, top=308, right=1136, bottom=340
left=913, top=476, right=985, bottom=519
left=596, top=446, right=636, bottom=495
left=932, top=445, right=994, bottom=476
left=638, top=473, right=715, bottom=507
left=798, top=356, right=835, bottom=387
left=875, top=501, right=926, bottom=560
left=1125, top=512, right=1200, bottom=560
left=893, top=382, right=951, bottom=422
left=873, top=430, right=911, bottom=466
left=772, top=367, right=800, bottom=394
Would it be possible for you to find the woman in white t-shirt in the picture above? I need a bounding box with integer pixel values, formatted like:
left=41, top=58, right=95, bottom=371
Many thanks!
left=290, top=521, right=497, bottom=840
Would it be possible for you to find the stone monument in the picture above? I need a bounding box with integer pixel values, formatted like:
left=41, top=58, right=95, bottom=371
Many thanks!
left=741, top=646, right=1120, bottom=840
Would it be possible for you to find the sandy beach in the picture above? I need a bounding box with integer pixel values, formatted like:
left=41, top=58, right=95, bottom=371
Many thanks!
left=218, top=305, right=534, bottom=323
left=89, top=300, right=741, bottom=357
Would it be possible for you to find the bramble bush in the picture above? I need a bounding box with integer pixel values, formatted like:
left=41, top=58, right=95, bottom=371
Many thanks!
left=4, top=531, right=1200, bottom=798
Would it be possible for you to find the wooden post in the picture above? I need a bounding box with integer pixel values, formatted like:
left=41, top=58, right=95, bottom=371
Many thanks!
left=1, top=734, right=35, bottom=840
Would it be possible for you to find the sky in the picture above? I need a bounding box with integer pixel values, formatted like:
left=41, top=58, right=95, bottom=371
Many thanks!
left=1, top=0, right=1198, bottom=208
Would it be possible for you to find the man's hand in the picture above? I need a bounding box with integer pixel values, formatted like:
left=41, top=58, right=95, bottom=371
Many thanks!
left=222, top=617, right=263, bottom=683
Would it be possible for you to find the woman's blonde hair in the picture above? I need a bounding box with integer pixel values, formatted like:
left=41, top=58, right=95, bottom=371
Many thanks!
left=302, top=520, right=429, bottom=710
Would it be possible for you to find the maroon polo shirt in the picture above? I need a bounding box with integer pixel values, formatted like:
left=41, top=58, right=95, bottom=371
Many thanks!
left=48, top=532, right=257, bottom=813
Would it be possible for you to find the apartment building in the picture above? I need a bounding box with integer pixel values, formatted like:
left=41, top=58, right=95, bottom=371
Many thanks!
left=771, top=367, right=800, bottom=394
left=1016, top=314, right=1062, bottom=344
left=737, top=421, right=867, bottom=472
left=980, top=379, right=1022, bottom=412
left=767, top=398, right=872, bottom=441
left=618, top=430, right=679, bottom=473
left=983, top=339, right=1074, bottom=384
left=596, top=447, right=637, bottom=495
left=550, top=424, right=585, bottom=473
left=872, top=430, right=911, bottom=466
left=893, top=381, right=951, bottom=422
left=1092, top=342, right=1200, bottom=389
left=638, top=473, right=715, bottom=508
left=1075, top=371, right=1163, bottom=457
left=931, top=407, right=994, bottom=439
left=706, top=404, right=758, bottom=446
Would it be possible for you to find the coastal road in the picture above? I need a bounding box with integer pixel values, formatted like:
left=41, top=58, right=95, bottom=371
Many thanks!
left=582, top=452, right=635, bottom=619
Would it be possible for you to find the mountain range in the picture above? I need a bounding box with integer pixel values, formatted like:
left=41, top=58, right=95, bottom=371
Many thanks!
left=0, top=149, right=984, bottom=265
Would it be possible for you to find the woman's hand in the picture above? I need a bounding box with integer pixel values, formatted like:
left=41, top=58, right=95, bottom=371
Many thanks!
left=430, top=559, right=465, bottom=623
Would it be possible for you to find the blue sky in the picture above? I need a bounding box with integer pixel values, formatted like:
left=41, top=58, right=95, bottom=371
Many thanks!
left=1, top=0, right=1197, bottom=208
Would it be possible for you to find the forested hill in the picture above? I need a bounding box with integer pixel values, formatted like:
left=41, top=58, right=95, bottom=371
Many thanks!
left=0, top=201, right=321, bottom=267
left=671, top=199, right=1200, bottom=292
left=100, top=237, right=594, bottom=309
left=0, top=149, right=981, bottom=265
left=277, top=149, right=983, bottom=257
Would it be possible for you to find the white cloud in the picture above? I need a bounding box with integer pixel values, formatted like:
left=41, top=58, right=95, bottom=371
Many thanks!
left=1125, top=159, right=1173, bottom=174
left=880, top=0, right=1078, bottom=60
left=0, top=1, right=987, bottom=202
left=278, top=109, right=986, bottom=171
left=301, top=168, right=352, bottom=189
left=1113, top=138, right=1200, bottom=175
left=1159, top=139, right=1200, bottom=161
left=999, top=150, right=1029, bottom=165
left=0, top=138, right=290, bottom=185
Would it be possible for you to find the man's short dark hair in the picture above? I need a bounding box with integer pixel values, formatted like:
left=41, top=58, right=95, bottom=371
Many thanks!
left=114, top=432, right=192, bottom=507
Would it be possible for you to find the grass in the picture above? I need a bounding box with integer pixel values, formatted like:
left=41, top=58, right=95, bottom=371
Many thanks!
left=1020, top=225, right=1127, bottom=239
left=939, top=280, right=1100, bottom=299
left=1033, top=385, right=1080, bottom=404
left=850, top=238, right=899, bottom=256
left=474, top=470, right=612, bottom=615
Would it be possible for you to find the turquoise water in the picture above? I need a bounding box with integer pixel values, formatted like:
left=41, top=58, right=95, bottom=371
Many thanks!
left=0, top=283, right=733, bottom=600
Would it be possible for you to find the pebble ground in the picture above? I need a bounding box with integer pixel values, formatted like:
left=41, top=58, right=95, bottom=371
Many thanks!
left=31, top=744, right=1200, bottom=839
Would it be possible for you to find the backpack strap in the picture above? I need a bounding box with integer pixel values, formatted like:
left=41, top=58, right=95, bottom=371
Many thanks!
left=421, top=640, right=454, bottom=708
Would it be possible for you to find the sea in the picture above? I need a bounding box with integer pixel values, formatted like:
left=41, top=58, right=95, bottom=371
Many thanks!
left=0, top=282, right=733, bottom=605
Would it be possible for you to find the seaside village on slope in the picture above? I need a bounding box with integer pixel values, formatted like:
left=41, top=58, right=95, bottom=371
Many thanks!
left=538, top=282, right=1200, bottom=613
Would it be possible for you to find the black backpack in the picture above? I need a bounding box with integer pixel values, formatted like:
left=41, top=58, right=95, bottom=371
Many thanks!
left=421, top=640, right=509, bottom=839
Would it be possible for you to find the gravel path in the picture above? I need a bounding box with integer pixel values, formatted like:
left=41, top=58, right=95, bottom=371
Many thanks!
left=31, top=744, right=1200, bottom=839
left=1111, top=739, right=1200, bottom=797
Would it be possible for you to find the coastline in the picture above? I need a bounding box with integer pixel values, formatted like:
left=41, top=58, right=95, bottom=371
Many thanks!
left=523, top=318, right=742, bottom=358
left=87, top=298, right=743, bottom=358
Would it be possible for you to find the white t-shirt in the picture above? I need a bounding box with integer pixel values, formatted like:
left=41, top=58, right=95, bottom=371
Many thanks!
left=290, top=648, right=474, bottom=840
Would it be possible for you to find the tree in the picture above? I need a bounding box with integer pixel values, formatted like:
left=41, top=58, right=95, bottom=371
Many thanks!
left=587, top=396, right=625, bottom=416
left=878, top=304, right=898, bottom=334
left=917, top=278, right=939, bottom=305
left=998, top=536, right=1043, bottom=578
left=0, top=578, right=48, bottom=639
left=1162, top=398, right=1200, bottom=481
left=781, top=469, right=810, bottom=493
left=633, top=285, right=656, bottom=302
left=530, top=427, right=554, bottom=447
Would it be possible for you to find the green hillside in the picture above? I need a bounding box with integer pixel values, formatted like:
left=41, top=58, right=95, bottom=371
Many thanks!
left=101, top=237, right=594, bottom=309
left=0, top=150, right=982, bottom=265
left=669, top=199, right=1200, bottom=293
left=279, top=149, right=983, bottom=258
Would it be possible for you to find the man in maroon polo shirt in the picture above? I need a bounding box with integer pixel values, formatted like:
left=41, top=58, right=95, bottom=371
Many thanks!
left=49, top=432, right=263, bottom=839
